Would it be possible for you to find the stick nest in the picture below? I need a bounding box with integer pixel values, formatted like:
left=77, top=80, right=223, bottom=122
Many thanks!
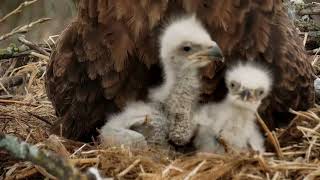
left=0, top=46, right=319, bottom=180
left=1, top=1, right=320, bottom=179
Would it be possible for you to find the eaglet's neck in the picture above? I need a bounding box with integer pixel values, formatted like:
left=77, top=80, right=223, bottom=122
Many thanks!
left=164, top=61, right=202, bottom=108
left=223, top=97, right=256, bottom=122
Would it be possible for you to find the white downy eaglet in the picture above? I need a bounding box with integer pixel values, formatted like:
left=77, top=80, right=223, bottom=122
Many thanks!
left=194, top=62, right=272, bottom=153
left=100, top=15, right=223, bottom=148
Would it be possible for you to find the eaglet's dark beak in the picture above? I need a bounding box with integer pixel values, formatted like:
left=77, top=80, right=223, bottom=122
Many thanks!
left=240, top=89, right=253, bottom=101
left=187, top=44, right=224, bottom=62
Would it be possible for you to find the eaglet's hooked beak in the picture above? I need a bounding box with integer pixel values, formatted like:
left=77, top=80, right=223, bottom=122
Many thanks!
left=239, top=89, right=255, bottom=102
left=187, top=44, right=224, bottom=62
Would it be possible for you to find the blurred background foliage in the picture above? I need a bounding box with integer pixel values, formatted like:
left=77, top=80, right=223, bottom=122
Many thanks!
left=0, top=0, right=77, bottom=48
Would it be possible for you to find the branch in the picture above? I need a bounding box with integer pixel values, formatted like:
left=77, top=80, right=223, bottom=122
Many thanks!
left=306, top=31, right=320, bottom=38
left=0, top=0, right=39, bottom=23
left=0, top=133, right=101, bottom=179
left=296, top=3, right=320, bottom=15
left=256, top=112, right=284, bottom=159
left=18, top=35, right=50, bottom=56
left=0, top=99, right=38, bottom=106
left=0, top=18, right=52, bottom=41
left=27, top=111, right=53, bottom=126
left=294, top=19, right=320, bottom=32
left=0, top=44, right=31, bottom=60
left=0, top=74, right=25, bottom=90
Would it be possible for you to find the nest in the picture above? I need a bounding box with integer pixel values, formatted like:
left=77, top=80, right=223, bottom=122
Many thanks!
left=1, top=1, right=320, bottom=179
left=1, top=93, right=320, bottom=180
left=0, top=46, right=319, bottom=180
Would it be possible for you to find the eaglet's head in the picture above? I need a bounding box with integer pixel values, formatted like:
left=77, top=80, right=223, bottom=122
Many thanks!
left=159, top=15, right=223, bottom=70
left=225, top=62, right=273, bottom=111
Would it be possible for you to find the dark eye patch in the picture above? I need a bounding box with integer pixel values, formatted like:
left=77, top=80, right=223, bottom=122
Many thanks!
left=258, top=90, right=264, bottom=95
left=229, top=80, right=240, bottom=91
left=183, top=46, right=191, bottom=52
left=230, top=82, right=235, bottom=88
left=255, top=88, right=265, bottom=96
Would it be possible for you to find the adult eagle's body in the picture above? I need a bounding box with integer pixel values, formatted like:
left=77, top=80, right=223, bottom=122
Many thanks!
left=46, top=0, right=315, bottom=141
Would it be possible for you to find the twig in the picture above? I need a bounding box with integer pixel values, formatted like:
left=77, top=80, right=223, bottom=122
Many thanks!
left=0, top=44, right=31, bottom=60
left=18, top=36, right=50, bottom=56
left=0, top=0, right=38, bottom=23
left=34, top=165, right=57, bottom=180
left=272, top=172, right=280, bottom=180
left=0, top=95, right=13, bottom=99
left=25, top=129, right=34, bottom=142
left=4, top=59, right=17, bottom=77
left=0, top=18, right=51, bottom=41
left=0, top=133, right=91, bottom=179
left=69, top=158, right=99, bottom=165
left=256, top=154, right=269, bottom=172
left=256, top=112, right=284, bottom=159
left=48, top=35, right=60, bottom=45
left=263, top=151, right=306, bottom=156
left=0, top=74, right=25, bottom=90
left=117, top=159, right=141, bottom=177
left=0, top=99, right=38, bottom=106
left=183, top=160, right=206, bottom=180
left=303, top=31, right=320, bottom=55
left=297, top=126, right=320, bottom=136
left=0, top=50, right=32, bottom=60
left=294, top=20, right=320, bottom=32
left=139, top=164, right=145, bottom=174
left=211, top=157, right=252, bottom=179
left=0, top=81, right=11, bottom=95
left=217, top=135, right=236, bottom=153
left=162, top=163, right=184, bottom=177
left=305, top=136, right=317, bottom=163
left=15, top=167, right=39, bottom=179
left=30, top=51, right=49, bottom=60
left=303, top=32, right=308, bottom=47
left=26, top=111, right=53, bottom=126
left=307, top=49, right=318, bottom=55
left=269, top=162, right=318, bottom=170
left=296, top=3, right=320, bottom=15
left=70, top=144, right=87, bottom=158
left=289, top=109, right=319, bottom=121
left=81, top=150, right=108, bottom=155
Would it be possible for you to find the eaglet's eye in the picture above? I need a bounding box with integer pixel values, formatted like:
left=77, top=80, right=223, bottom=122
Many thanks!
left=182, top=46, right=192, bottom=52
left=229, top=80, right=240, bottom=91
left=255, top=88, right=265, bottom=97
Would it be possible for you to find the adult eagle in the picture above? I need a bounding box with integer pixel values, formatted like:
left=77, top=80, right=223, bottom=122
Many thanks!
left=45, top=0, right=315, bottom=141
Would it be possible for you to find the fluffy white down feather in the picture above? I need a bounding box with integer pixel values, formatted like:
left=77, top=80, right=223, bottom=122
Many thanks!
left=150, top=15, right=216, bottom=102
left=193, top=62, right=272, bottom=153
left=159, top=15, right=214, bottom=61
left=100, top=14, right=220, bottom=148
left=103, top=101, right=155, bottom=129
left=193, top=101, right=265, bottom=153
left=225, top=63, right=272, bottom=95
left=100, top=101, right=166, bottom=147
